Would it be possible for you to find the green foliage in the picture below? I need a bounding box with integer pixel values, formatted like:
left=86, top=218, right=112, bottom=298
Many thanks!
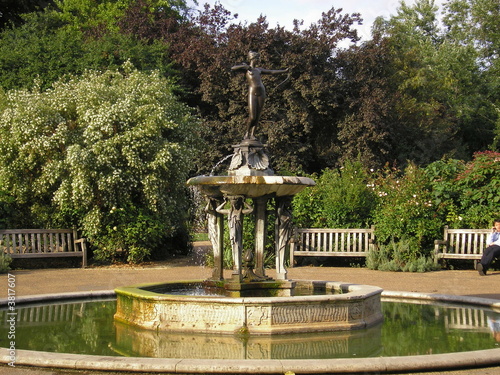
left=0, top=62, right=201, bottom=263
left=0, top=0, right=52, bottom=30
left=372, top=163, right=442, bottom=253
left=2, top=0, right=499, bottom=174
left=372, top=0, right=496, bottom=165
left=425, top=152, right=500, bottom=228
left=0, top=2, right=177, bottom=91
left=0, top=253, right=12, bottom=273
left=366, top=237, right=439, bottom=272
left=292, top=160, right=377, bottom=228
left=454, top=151, right=500, bottom=226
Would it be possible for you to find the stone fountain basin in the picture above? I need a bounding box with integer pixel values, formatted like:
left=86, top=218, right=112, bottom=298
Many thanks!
left=186, top=175, right=315, bottom=198
left=114, top=280, right=383, bottom=335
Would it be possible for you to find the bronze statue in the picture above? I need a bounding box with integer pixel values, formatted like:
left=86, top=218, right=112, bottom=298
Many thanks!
left=232, top=51, right=288, bottom=140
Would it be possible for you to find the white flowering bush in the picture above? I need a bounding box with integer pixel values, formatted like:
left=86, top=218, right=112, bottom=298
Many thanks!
left=0, top=62, right=201, bottom=262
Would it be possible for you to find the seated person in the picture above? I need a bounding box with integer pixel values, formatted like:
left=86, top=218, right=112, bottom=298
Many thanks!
left=477, top=219, right=500, bottom=276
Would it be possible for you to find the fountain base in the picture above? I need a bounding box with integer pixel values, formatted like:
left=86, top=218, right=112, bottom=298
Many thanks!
left=114, top=280, right=383, bottom=335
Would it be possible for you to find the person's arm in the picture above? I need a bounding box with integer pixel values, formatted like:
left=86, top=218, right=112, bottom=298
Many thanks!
left=487, top=231, right=500, bottom=246
left=260, top=68, right=289, bottom=75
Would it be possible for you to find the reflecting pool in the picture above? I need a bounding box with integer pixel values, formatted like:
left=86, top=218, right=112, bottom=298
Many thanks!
left=1, top=299, right=500, bottom=359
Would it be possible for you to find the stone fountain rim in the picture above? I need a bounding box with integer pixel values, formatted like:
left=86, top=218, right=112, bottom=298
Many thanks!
left=186, top=175, right=316, bottom=185
left=114, top=279, right=383, bottom=303
left=186, top=175, right=316, bottom=198
left=2, top=289, right=500, bottom=373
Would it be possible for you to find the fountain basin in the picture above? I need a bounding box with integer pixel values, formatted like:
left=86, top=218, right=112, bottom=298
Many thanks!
left=186, top=175, right=315, bottom=198
left=114, top=280, right=383, bottom=335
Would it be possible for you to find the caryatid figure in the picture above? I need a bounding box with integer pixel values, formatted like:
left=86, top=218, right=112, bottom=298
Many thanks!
left=216, top=196, right=253, bottom=280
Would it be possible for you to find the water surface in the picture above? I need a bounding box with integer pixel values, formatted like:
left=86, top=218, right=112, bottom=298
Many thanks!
left=1, top=299, right=499, bottom=359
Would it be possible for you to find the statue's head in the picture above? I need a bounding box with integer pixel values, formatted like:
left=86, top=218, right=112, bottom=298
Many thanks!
left=248, top=51, right=260, bottom=61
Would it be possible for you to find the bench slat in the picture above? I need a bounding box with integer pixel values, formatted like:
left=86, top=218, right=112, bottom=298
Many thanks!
left=290, top=227, right=375, bottom=266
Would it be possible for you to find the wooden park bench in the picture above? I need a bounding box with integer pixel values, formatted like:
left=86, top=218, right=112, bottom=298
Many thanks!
left=289, top=226, right=376, bottom=267
left=434, top=226, right=492, bottom=268
left=0, top=229, right=87, bottom=268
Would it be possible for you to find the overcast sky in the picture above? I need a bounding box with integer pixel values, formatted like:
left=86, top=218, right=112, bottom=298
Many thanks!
left=189, top=0, right=446, bottom=41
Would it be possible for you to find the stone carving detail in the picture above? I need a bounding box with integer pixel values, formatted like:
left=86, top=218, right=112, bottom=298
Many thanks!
left=246, top=305, right=271, bottom=327
left=228, top=140, right=273, bottom=176
left=157, top=303, right=243, bottom=329
left=348, top=303, right=363, bottom=320
left=271, top=304, right=349, bottom=324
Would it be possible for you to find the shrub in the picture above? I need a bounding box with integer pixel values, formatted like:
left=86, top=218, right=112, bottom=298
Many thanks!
left=0, top=253, right=12, bottom=273
left=455, top=151, right=500, bottom=227
left=425, top=153, right=500, bottom=229
left=366, top=237, right=439, bottom=272
left=0, top=62, right=201, bottom=263
left=372, top=163, right=441, bottom=255
left=292, top=160, right=377, bottom=228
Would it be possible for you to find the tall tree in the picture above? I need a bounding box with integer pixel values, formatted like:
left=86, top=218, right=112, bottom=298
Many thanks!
left=443, top=0, right=500, bottom=149
left=372, top=0, right=497, bottom=164
left=334, top=35, right=397, bottom=169
left=157, top=4, right=362, bottom=174
left=0, top=0, right=185, bottom=91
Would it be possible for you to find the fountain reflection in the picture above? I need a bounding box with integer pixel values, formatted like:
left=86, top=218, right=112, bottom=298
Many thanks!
left=112, top=320, right=383, bottom=359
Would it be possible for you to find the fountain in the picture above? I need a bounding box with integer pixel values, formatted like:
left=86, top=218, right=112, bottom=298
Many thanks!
left=114, top=50, right=384, bottom=335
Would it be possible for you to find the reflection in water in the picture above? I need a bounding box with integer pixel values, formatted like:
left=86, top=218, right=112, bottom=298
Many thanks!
left=112, top=320, right=382, bottom=359
left=1, top=299, right=500, bottom=359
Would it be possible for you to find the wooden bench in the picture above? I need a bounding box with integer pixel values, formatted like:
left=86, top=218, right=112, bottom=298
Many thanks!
left=434, top=226, right=491, bottom=267
left=289, top=226, right=376, bottom=266
left=0, top=229, right=87, bottom=268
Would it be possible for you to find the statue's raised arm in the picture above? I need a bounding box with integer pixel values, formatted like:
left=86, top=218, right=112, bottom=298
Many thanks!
left=232, top=51, right=288, bottom=140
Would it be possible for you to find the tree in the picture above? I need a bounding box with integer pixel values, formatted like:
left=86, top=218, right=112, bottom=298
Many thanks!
left=158, top=4, right=363, bottom=174
left=334, top=36, right=397, bottom=169
left=0, top=0, right=183, bottom=91
left=371, top=0, right=497, bottom=164
left=0, top=62, right=201, bottom=262
left=443, top=0, right=500, bottom=150
left=0, top=0, right=53, bottom=30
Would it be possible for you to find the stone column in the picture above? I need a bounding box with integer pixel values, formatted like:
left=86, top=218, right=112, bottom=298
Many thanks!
left=205, top=197, right=224, bottom=280
left=275, top=196, right=293, bottom=280
left=253, top=196, right=269, bottom=278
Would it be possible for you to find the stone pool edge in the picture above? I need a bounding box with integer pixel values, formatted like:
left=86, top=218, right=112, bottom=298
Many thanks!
left=1, top=289, right=500, bottom=374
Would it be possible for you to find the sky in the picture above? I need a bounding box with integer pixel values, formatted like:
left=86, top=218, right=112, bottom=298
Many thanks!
left=189, top=0, right=446, bottom=42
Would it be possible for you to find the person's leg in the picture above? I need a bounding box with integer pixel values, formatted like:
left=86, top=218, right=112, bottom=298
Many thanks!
left=479, top=245, right=500, bottom=275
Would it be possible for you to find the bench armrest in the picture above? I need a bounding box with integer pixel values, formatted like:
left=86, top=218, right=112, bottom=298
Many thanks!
left=74, top=238, right=87, bottom=268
